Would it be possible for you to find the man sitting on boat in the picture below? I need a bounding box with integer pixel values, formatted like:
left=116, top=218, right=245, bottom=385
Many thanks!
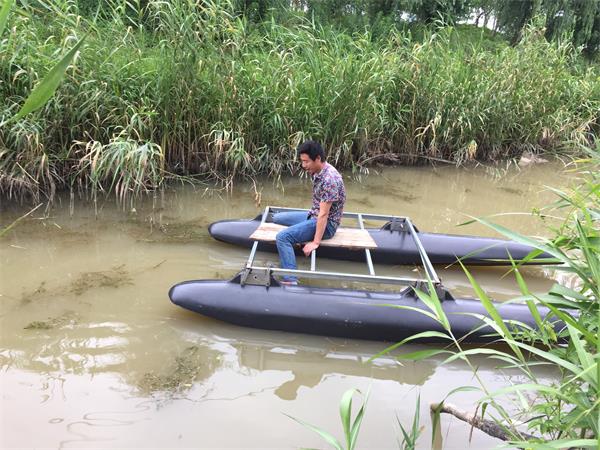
left=273, top=140, right=346, bottom=285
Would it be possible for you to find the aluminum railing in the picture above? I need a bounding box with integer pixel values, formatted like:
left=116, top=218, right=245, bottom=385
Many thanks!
left=240, top=206, right=441, bottom=287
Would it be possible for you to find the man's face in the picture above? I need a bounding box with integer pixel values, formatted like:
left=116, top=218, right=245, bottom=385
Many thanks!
left=300, top=153, right=321, bottom=175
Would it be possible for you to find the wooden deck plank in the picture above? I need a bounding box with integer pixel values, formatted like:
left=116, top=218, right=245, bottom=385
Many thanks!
left=249, top=223, right=377, bottom=250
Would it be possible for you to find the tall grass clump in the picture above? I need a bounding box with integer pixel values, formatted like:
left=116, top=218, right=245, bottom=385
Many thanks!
left=371, top=141, right=599, bottom=447
left=1, top=0, right=599, bottom=202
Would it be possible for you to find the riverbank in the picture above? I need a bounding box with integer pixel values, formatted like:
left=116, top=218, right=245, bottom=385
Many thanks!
left=1, top=1, right=599, bottom=202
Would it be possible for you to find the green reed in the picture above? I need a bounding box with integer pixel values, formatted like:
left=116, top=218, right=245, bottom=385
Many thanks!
left=370, top=142, right=599, bottom=447
left=1, top=0, right=599, bottom=201
left=287, top=388, right=369, bottom=450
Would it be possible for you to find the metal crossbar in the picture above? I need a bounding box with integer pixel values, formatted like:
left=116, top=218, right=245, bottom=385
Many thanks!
left=357, top=213, right=375, bottom=276
left=241, top=205, right=441, bottom=287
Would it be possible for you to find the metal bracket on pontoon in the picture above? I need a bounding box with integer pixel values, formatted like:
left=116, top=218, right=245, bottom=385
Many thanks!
left=382, top=217, right=420, bottom=233
left=411, top=281, right=453, bottom=301
left=387, top=217, right=407, bottom=232
left=240, top=267, right=272, bottom=287
left=240, top=205, right=443, bottom=295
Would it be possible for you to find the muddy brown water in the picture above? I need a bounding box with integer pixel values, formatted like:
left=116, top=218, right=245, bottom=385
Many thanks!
left=1, top=162, right=571, bottom=449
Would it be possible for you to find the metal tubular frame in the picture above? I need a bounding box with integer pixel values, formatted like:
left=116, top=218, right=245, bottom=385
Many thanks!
left=241, top=205, right=441, bottom=287
left=357, top=213, right=375, bottom=276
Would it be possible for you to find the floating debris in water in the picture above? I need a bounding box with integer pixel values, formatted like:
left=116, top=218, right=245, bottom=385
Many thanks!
left=126, top=217, right=211, bottom=244
left=21, top=281, right=47, bottom=304
left=498, top=186, right=524, bottom=195
left=24, top=321, right=54, bottom=330
left=24, top=311, right=78, bottom=330
left=353, top=196, right=375, bottom=208
left=138, top=346, right=219, bottom=395
left=70, top=265, right=133, bottom=295
left=1, top=217, right=92, bottom=244
left=20, top=262, right=165, bottom=304
left=387, top=186, right=420, bottom=203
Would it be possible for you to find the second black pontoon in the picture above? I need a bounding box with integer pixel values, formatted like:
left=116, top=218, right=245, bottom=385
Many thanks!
left=208, top=206, right=555, bottom=266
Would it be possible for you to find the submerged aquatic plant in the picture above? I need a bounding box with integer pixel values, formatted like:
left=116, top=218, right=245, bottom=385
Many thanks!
left=0, top=203, right=42, bottom=237
left=24, top=311, right=78, bottom=330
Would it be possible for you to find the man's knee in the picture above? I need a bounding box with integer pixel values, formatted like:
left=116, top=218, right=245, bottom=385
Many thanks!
left=276, top=229, right=292, bottom=245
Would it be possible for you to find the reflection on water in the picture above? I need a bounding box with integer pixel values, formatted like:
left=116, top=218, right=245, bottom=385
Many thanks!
left=234, top=339, right=433, bottom=401
left=0, top=162, right=569, bottom=448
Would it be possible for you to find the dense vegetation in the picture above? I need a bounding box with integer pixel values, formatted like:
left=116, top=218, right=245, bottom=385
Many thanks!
left=1, top=0, right=599, bottom=202
left=77, top=0, right=600, bottom=58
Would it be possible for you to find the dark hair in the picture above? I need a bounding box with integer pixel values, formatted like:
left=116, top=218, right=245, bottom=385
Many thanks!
left=297, top=140, right=326, bottom=162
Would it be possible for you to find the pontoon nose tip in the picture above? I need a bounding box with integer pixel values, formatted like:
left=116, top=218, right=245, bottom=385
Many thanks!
left=208, top=220, right=226, bottom=239
left=169, top=283, right=196, bottom=308
left=168, top=284, right=182, bottom=305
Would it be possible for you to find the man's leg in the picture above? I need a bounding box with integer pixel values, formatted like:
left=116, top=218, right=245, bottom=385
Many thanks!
left=272, top=211, right=308, bottom=226
left=275, top=219, right=317, bottom=283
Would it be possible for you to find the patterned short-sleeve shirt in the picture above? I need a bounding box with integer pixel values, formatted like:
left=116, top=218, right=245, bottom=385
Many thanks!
left=308, top=162, right=346, bottom=227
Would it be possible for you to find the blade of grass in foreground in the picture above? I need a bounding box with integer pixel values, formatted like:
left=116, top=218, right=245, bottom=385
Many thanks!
left=459, top=259, right=525, bottom=362
left=12, top=36, right=86, bottom=122
left=461, top=216, right=567, bottom=264
left=285, top=388, right=370, bottom=450
left=0, top=204, right=43, bottom=237
left=0, top=0, right=14, bottom=38
left=339, top=388, right=368, bottom=450
left=509, top=439, right=597, bottom=449
left=283, top=413, right=342, bottom=450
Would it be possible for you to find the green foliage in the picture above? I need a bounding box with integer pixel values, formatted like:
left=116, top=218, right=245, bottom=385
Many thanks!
left=71, top=0, right=600, bottom=58
left=76, top=138, right=165, bottom=202
left=497, top=0, right=541, bottom=44
left=1, top=0, right=599, bottom=202
left=0, top=0, right=15, bottom=38
left=397, top=394, right=422, bottom=450
left=11, top=36, right=85, bottom=122
left=286, top=388, right=368, bottom=450
left=376, top=142, right=600, bottom=445
left=411, top=0, right=472, bottom=24
left=0, top=0, right=87, bottom=202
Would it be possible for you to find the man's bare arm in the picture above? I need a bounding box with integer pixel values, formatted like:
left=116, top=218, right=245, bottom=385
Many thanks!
left=303, top=201, right=332, bottom=256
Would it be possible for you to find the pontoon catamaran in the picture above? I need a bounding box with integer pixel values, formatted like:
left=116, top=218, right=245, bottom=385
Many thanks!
left=169, top=207, right=559, bottom=343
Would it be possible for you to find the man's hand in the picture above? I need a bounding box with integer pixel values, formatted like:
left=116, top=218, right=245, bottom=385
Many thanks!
left=302, top=241, right=319, bottom=256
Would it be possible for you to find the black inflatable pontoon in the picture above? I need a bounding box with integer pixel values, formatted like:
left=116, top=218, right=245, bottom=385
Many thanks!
left=171, top=207, right=559, bottom=342
left=209, top=215, right=554, bottom=266
left=169, top=274, right=555, bottom=343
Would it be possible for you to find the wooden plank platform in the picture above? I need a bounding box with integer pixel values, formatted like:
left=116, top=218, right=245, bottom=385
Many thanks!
left=249, top=223, right=377, bottom=250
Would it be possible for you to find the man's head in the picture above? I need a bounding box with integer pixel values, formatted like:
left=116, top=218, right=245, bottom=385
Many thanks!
left=297, top=140, right=326, bottom=175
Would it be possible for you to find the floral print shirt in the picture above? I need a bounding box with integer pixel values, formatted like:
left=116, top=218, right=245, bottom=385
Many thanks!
left=308, top=162, right=346, bottom=227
